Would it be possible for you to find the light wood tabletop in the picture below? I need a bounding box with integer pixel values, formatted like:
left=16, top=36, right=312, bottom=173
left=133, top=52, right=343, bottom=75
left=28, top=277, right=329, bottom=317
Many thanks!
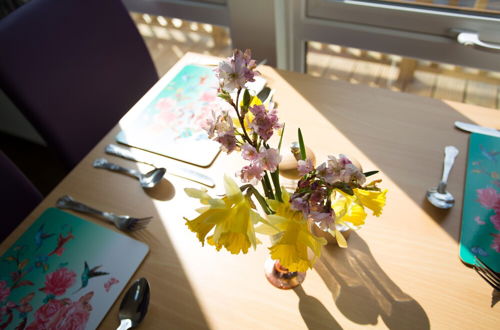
left=2, top=53, right=500, bottom=329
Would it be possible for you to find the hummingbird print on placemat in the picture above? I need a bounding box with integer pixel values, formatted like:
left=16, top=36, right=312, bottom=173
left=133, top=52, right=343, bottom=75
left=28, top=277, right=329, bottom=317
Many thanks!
left=74, top=261, right=109, bottom=293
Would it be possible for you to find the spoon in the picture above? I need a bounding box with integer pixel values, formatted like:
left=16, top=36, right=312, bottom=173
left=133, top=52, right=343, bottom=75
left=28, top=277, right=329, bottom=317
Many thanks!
left=93, top=158, right=165, bottom=188
left=426, top=146, right=459, bottom=209
left=118, top=278, right=150, bottom=330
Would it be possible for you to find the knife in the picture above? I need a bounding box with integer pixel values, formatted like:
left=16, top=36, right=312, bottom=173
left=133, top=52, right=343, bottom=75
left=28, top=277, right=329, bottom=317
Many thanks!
left=454, top=121, right=500, bottom=138
left=105, top=144, right=215, bottom=188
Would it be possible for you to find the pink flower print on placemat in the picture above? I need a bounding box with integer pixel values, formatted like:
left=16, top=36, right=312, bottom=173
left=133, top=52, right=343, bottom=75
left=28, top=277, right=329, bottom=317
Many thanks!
left=104, top=278, right=119, bottom=292
left=200, top=90, right=216, bottom=103
left=47, top=232, right=74, bottom=256
left=491, top=233, right=500, bottom=253
left=156, top=97, right=177, bottom=113
left=27, top=297, right=69, bottom=328
left=0, top=281, right=10, bottom=302
left=490, top=213, right=500, bottom=231
left=26, top=292, right=93, bottom=330
left=49, top=292, right=93, bottom=330
left=477, top=187, right=499, bottom=209
left=41, top=267, right=76, bottom=296
left=474, top=216, right=486, bottom=225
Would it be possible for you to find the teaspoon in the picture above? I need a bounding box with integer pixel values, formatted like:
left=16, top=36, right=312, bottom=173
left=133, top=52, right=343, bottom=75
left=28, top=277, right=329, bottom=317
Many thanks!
left=117, top=278, right=150, bottom=330
left=93, top=158, right=165, bottom=188
left=426, top=146, right=459, bottom=209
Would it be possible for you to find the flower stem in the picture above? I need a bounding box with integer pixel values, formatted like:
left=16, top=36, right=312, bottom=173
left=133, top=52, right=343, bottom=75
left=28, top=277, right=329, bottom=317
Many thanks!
left=241, top=184, right=274, bottom=214
left=270, top=170, right=283, bottom=202
left=263, top=172, right=275, bottom=200
left=233, top=88, right=253, bottom=146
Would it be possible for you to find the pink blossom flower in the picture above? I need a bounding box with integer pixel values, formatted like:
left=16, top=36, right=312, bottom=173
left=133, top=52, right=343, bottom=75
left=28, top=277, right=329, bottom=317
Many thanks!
left=316, top=162, right=335, bottom=183
left=490, top=213, right=500, bottom=231
left=291, top=197, right=309, bottom=214
left=204, top=110, right=238, bottom=153
left=491, top=233, right=500, bottom=253
left=42, top=268, right=76, bottom=296
left=239, top=163, right=264, bottom=185
left=241, top=143, right=259, bottom=161
left=0, top=281, right=10, bottom=302
left=241, top=49, right=258, bottom=80
left=249, top=105, right=281, bottom=141
left=215, top=49, right=258, bottom=92
left=310, top=211, right=335, bottom=231
left=203, top=110, right=218, bottom=139
left=215, top=133, right=238, bottom=154
left=258, top=148, right=281, bottom=172
left=477, top=187, right=499, bottom=209
left=297, top=159, right=314, bottom=175
left=319, top=155, right=366, bottom=185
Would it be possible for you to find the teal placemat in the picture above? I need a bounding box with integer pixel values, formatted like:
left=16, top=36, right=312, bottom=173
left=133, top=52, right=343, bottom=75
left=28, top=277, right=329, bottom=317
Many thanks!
left=459, top=133, right=500, bottom=272
left=116, top=64, right=221, bottom=167
left=0, top=208, right=149, bottom=329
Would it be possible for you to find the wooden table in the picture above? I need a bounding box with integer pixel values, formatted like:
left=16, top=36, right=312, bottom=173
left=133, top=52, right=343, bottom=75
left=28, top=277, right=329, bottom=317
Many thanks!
left=2, top=53, right=500, bottom=329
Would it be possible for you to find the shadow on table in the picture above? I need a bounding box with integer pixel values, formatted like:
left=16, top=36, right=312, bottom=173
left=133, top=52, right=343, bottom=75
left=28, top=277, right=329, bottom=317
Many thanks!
left=145, top=178, right=176, bottom=201
left=75, top=137, right=211, bottom=329
left=274, top=70, right=488, bottom=242
left=293, top=285, right=343, bottom=330
left=314, top=232, right=430, bottom=329
left=123, top=174, right=210, bottom=329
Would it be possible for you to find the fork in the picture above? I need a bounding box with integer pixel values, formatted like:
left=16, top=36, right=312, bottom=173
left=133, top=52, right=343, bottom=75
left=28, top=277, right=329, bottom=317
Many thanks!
left=56, top=195, right=152, bottom=231
left=473, top=256, right=500, bottom=291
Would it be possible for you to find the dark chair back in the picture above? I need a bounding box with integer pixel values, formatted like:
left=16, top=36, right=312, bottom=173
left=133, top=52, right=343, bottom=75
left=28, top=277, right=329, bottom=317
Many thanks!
left=0, top=150, right=42, bottom=242
left=0, top=0, right=158, bottom=168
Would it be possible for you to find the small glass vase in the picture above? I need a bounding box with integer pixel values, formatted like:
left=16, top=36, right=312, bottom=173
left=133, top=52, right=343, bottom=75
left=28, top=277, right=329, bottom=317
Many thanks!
left=264, top=258, right=306, bottom=290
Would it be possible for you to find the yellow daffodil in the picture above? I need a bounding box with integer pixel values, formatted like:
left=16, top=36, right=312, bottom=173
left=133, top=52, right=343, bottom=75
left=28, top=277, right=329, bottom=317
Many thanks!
left=353, top=188, right=388, bottom=217
left=232, top=96, right=262, bottom=129
left=265, top=190, right=327, bottom=272
left=331, top=187, right=387, bottom=247
left=332, top=190, right=367, bottom=227
left=184, top=175, right=263, bottom=254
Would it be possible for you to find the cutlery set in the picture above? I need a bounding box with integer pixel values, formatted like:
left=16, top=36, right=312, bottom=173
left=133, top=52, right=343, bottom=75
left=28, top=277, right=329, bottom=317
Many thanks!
left=53, top=142, right=217, bottom=326
left=56, top=144, right=216, bottom=234
left=56, top=195, right=152, bottom=231
left=474, top=256, right=500, bottom=291
left=425, top=122, right=499, bottom=291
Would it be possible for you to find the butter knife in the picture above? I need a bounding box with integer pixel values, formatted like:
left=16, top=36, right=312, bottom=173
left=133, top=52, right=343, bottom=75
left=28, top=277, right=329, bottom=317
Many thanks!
left=105, top=144, right=215, bottom=188
left=454, top=121, right=500, bottom=138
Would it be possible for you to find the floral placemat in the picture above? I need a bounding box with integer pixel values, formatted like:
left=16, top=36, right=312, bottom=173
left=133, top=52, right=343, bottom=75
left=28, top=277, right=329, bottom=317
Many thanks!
left=459, top=133, right=500, bottom=272
left=0, top=208, right=148, bottom=329
left=116, top=64, right=222, bottom=167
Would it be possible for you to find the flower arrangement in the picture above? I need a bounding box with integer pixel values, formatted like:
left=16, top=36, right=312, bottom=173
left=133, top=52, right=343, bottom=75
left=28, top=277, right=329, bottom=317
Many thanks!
left=184, top=49, right=387, bottom=273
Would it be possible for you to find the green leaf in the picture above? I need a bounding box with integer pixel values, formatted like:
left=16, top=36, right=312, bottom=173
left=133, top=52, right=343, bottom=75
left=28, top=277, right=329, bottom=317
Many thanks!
left=298, top=128, right=306, bottom=160
left=218, top=93, right=232, bottom=103
left=257, top=87, right=272, bottom=103
left=243, top=88, right=251, bottom=107
left=336, top=183, right=354, bottom=195
left=278, top=123, right=285, bottom=151
left=270, top=170, right=283, bottom=202
left=363, top=170, right=379, bottom=177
